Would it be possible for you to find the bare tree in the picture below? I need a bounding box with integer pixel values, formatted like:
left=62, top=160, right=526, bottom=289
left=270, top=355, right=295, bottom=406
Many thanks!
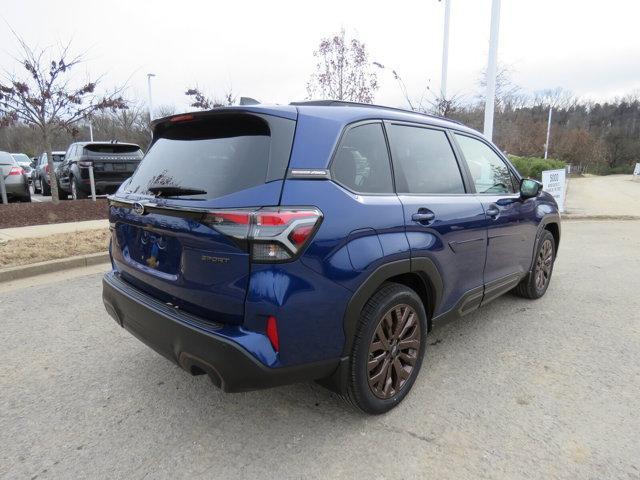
left=532, top=87, right=577, bottom=110
left=155, top=104, right=177, bottom=118
left=0, top=34, right=127, bottom=202
left=477, top=64, right=524, bottom=110
left=185, top=87, right=236, bottom=110
left=374, top=62, right=462, bottom=117
left=307, top=29, right=378, bottom=103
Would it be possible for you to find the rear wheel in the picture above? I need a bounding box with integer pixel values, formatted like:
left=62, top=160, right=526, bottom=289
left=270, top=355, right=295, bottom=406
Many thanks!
left=347, top=283, right=427, bottom=414
left=41, top=179, right=51, bottom=196
left=33, top=177, right=41, bottom=194
left=21, top=186, right=31, bottom=202
left=57, top=182, right=68, bottom=200
left=70, top=176, right=87, bottom=200
left=514, top=230, right=556, bottom=299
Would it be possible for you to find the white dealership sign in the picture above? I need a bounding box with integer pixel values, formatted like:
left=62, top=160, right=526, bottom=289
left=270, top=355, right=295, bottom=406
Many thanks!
left=633, top=163, right=640, bottom=176
left=542, top=169, right=566, bottom=213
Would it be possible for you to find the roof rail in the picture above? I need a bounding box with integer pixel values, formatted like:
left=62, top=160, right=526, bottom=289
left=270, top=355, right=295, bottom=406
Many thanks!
left=289, top=100, right=463, bottom=125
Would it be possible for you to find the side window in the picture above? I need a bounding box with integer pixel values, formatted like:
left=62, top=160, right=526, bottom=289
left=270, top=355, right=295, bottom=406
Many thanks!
left=331, top=123, right=393, bottom=194
left=454, top=134, right=517, bottom=194
left=387, top=124, right=465, bottom=194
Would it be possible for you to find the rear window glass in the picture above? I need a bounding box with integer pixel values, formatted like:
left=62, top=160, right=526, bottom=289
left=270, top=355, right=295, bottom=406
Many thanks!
left=331, top=123, right=393, bottom=194
left=12, top=154, right=31, bottom=164
left=0, top=152, right=15, bottom=165
left=125, top=114, right=287, bottom=199
left=85, top=144, right=143, bottom=155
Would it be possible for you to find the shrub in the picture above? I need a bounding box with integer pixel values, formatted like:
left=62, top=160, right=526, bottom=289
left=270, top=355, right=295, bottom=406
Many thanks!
left=508, top=155, right=565, bottom=180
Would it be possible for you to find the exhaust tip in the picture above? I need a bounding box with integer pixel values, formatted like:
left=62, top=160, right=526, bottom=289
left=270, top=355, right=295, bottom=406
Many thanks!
left=178, top=352, right=223, bottom=389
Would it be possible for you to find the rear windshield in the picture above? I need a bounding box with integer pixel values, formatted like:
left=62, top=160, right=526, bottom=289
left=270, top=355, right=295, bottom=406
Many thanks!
left=85, top=144, right=143, bottom=155
left=12, top=153, right=31, bottom=164
left=124, top=113, right=294, bottom=199
left=0, top=152, right=15, bottom=165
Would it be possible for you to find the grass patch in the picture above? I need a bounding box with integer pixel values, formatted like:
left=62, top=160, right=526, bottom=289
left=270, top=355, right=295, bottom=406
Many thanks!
left=0, top=229, right=109, bottom=268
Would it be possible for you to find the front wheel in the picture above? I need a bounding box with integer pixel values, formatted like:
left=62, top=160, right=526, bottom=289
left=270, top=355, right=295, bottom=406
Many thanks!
left=347, top=283, right=427, bottom=414
left=514, top=230, right=556, bottom=299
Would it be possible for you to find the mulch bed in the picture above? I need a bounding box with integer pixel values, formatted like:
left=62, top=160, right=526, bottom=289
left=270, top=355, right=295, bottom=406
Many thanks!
left=0, top=199, right=109, bottom=229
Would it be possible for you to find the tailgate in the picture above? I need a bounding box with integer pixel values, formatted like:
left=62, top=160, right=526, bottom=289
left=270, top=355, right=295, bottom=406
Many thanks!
left=108, top=110, right=296, bottom=324
left=110, top=201, right=255, bottom=324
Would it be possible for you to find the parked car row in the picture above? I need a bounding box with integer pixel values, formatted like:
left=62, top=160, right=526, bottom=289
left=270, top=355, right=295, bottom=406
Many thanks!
left=1, top=141, right=143, bottom=202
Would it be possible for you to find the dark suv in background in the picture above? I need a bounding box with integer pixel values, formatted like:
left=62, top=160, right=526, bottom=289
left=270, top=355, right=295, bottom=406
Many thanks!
left=58, top=141, right=143, bottom=199
left=102, top=101, right=560, bottom=414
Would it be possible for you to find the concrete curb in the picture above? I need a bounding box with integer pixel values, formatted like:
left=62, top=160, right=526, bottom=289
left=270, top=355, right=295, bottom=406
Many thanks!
left=562, top=214, right=640, bottom=221
left=0, top=252, right=109, bottom=283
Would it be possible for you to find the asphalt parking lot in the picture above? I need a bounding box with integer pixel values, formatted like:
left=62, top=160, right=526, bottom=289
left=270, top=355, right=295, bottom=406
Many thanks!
left=1, top=220, right=639, bottom=479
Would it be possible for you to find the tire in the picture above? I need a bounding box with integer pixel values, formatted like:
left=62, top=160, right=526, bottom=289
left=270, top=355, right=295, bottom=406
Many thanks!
left=33, top=177, right=41, bottom=194
left=21, top=186, right=31, bottom=202
left=514, top=229, right=556, bottom=299
left=70, top=176, right=87, bottom=200
left=41, top=179, right=51, bottom=196
left=57, top=183, right=68, bottom=200
left=346, top=282, right=427, bottom=414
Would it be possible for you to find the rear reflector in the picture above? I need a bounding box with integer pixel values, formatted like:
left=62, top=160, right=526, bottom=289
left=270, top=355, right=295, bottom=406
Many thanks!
left=266, top=316, right=279, bottom=352
left=202, top=207, right=322, bottom=263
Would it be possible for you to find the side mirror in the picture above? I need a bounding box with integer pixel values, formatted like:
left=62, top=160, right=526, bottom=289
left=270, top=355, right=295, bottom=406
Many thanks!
left=520, top=178, right=542, bottom=198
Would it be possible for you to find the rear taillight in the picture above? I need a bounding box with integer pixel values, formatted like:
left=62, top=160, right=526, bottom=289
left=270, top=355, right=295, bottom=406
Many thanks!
left=44, top=164, right=49, bottom=174
left=202, top=207, right=322, bottom=263
left=8, top=166, right=23, bottom=176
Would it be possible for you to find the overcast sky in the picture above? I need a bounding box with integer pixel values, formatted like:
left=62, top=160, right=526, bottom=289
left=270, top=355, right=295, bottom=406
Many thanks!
left=2, top=0, right=640, bottom=114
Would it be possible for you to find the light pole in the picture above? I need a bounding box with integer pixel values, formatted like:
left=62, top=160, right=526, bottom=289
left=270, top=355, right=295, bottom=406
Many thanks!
left=483, top=0, right=501, bottom=141
left=147, top=73, right=156, bottom=121
left=440, top=0, right=451, bottom=100
left=544, top=106, right=553, bottom=159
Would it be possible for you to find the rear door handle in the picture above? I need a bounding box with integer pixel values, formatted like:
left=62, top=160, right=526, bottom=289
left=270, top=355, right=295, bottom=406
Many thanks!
left=486, top=204, right=500, bottom=219
left=412, top=210, right=435, bottom=224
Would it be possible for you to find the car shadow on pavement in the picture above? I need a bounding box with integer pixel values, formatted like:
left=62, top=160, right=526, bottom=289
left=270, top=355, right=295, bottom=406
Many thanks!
left=113, top=290, right=534, bottom=430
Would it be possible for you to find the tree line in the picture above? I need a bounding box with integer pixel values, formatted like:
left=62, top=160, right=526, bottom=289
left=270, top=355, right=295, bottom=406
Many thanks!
left=2, top=30, right=638, bottom=202
left=306, top=31, right=640, bottom=175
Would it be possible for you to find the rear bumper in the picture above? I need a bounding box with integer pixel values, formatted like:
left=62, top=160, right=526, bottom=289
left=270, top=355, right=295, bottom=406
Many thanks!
left=102, top=271, right=338, bottom=392
left=2, top=176, right=28, bottom=196
left=79, top=180, right=124, bottom=194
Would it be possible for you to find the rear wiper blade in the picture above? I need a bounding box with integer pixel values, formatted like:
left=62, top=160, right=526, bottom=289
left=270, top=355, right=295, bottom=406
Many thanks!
left=147, top=185, right=207, bottom=197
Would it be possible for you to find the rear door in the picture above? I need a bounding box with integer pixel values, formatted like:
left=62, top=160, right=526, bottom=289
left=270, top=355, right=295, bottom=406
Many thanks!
left=386, top=122, right=487, bottom=317
left=452, top=133, right=536, bottom=301
left=109, top=111, right=296, bottom=324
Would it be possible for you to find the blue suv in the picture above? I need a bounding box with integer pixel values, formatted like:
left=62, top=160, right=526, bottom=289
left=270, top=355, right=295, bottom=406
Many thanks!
left=102, top=101, right=560, bottom=414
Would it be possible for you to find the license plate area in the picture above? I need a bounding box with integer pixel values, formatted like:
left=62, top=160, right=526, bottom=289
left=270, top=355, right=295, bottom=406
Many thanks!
left=117, top=224, right=182, bottom=276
